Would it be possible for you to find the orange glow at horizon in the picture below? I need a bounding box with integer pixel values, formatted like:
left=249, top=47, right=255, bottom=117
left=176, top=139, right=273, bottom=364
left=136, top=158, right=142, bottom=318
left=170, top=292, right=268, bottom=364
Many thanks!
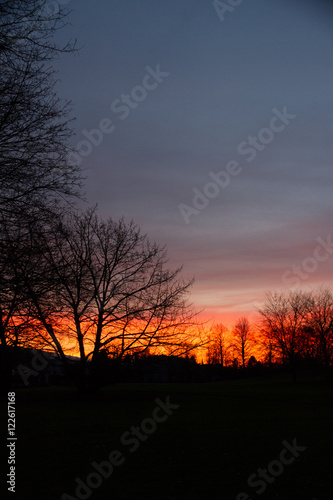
left=52, top=309, right=266, bottom=364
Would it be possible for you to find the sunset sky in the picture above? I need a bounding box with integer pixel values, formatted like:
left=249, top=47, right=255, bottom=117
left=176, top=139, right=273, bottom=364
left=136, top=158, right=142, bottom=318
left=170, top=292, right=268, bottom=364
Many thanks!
left=55, top=0, right=333, bottom=328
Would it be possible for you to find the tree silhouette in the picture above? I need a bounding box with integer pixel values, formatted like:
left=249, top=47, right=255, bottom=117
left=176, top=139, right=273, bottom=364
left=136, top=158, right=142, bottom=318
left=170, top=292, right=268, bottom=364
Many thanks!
left=231, top=317, right=253, bottom=368
left=0, top=1, right=80, bottom=392
left=207, top=324, right=229, bottom=365
left=258, top=290, right=311, bottom=381
left=305, top=287, right=333, bottom=379
left=32, top=208, right=201, bottom=392
left=0, top=0, right=81, bottom=220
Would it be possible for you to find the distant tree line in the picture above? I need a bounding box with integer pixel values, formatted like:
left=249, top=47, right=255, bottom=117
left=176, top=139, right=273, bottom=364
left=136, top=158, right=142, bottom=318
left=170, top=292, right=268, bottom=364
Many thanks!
left=206, top=318, right=254, bottom=369
left=206, top=288, right=333, bottom=382
left=258, top=288, right=333, bottom=381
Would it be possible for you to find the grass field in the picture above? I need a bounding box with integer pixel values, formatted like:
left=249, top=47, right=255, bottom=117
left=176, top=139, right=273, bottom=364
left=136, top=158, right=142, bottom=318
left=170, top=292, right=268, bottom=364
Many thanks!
left=4, top=374, right=333, bottom=500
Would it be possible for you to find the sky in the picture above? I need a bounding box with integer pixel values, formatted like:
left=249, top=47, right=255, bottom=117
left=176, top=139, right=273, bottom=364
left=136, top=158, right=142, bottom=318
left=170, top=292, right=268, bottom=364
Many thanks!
left=53, top=0, right=333, bottom=328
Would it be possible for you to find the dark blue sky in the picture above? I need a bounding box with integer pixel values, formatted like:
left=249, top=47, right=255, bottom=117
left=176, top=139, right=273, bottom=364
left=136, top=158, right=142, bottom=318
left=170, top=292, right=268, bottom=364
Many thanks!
left=55, top=0, right=333, bottom=325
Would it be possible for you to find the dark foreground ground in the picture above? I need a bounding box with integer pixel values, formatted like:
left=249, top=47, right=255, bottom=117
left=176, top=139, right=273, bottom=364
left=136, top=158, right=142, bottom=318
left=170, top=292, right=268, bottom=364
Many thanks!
left=2, top=373, right=333, bottom=500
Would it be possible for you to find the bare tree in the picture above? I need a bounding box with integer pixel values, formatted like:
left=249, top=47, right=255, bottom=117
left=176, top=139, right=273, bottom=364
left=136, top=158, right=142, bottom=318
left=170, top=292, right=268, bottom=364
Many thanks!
left=206, top=324, right=229, bottom=365
left=231, top=317, right=253, bottom=368
left=0, top=219, right=45, bottom=392
left=0, top=217, right=74, bottom=392
left=37, top=209, right=202, bottom=391
left=0, top=0, right=81, bottom=219
left=258, top=290, right=311, bottom=380
left=0, top=0, right=81, bottom=391
left=306, top=287, right=333, bottom=379
left=0, top=223, right=25, bottom=392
